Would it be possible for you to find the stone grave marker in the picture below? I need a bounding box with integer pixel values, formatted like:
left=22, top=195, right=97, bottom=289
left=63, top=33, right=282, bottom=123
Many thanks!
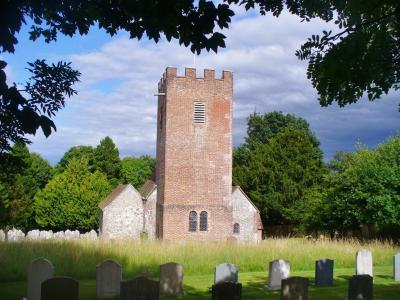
left=7, top=228, right=25, bottom=241
left=348, top=274, right=373, bottom=300
left=41, top=277, right=79, bottom=300
left=281, top=277, right=308, bottom=300
left=393, top=253, right=400, bottom=281
left=266, top=259, right=290, bottom=290
left=120, top=276, right=159, bottom=300
left=96, top=259, right=122, bottom=299
left=0, top=229, right=5, bottom=241
left=214, top=263, right=238, bottom=284
left=27, top=258, right=54, bottom=300
left=212, top=282, right=242, bottom=300
left=27, top=230, right=40, bottom=240
left=356, top=249, right=373, bottom=276
left=315, top=258, right=334, bottom=287
left=159, top=262, right=184, bottom=296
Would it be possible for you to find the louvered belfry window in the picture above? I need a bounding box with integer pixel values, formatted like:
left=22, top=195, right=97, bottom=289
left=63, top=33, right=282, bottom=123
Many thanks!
left=189, top=211, right=197, bottom=232
left=200, top=211, right=208, bottom=231
left=193, top=101, right=206, bottom=124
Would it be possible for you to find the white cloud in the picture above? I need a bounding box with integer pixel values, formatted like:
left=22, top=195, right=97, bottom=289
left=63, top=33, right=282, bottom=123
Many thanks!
left=26, top=11, right=399, bottom=163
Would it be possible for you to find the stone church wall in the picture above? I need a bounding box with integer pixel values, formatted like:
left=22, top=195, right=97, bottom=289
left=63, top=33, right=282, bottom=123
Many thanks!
left=100, top=185, right=143, bottom=239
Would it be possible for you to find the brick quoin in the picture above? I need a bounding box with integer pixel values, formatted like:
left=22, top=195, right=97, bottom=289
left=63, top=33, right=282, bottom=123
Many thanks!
left=156, top=67, right=233, bottom=241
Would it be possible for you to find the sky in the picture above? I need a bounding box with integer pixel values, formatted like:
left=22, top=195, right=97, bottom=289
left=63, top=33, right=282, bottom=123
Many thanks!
left=3, top=7, right=399, bottom=165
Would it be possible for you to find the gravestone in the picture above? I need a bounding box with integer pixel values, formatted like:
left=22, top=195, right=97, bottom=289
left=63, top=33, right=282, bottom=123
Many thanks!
left=159, top=262, right=184, bottom=296
left=27, top=230, right=41, bottom=240
left=214, top=263, right=238, bottom=284
left=266, top=260, right=290, bottom=290
left=27, top=258, right=54, bottom=300
left=356, top=249, right=373, bottom=276
left=53, top=231, right=65, bottom=240
left=393, top=253, right=400, bottom=281
left=315, top=258, right=334, bottom=287
left=0, top=229, right=5, bottom=241
left=281, top=277, right=308, bottom=300
left=120, top=276, right=159, bottom=300
left=348, top=275, right=373, bottom=300
left=96, top=259, right=122, bottom=299
left=7, top=227, right=25, bottom=241
left=41, top=277, right=79, bottom=300
left=212, top=282, right=242, bottom=300
left=39, top=230, right=53, bottom=240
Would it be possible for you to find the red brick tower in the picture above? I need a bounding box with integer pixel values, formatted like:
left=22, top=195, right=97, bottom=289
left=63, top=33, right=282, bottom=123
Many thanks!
left=156, top=67, right=233, bottom=241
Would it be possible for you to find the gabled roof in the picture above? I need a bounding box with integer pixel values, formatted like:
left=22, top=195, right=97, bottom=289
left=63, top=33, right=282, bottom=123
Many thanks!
left=139, top=180, right=157, bottom=199
left=98, top=184, right=130, bottom=209
left=232, top=186, right=264, bottom=230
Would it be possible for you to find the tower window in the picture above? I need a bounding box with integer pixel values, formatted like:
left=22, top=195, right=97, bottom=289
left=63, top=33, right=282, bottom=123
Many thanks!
left=189, top=211, right=197, bottom=232
left=193, top=102, right=206, bottom=124
left=233, top=223, right=240, bottom=234
left=200, top=211, right=208, bottom=231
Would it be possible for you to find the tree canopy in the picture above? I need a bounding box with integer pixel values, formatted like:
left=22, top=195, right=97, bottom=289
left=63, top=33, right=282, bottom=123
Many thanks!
left=121, top=155, right=156, bottom=188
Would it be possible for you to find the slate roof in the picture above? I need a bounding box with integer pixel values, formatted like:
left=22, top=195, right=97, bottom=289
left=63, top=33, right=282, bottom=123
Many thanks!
left=98, top=184, right=130, bottom=209
left=139, top=180, right=157, bottom=199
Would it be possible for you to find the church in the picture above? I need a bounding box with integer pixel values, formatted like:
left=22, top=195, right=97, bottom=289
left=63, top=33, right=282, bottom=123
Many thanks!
left=98, top=67, right=263, bottom=243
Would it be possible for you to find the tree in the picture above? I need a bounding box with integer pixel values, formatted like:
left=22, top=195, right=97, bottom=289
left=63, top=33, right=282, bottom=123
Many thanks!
left=93, top=137, right=121, bottom=182
left=34, top=157, right=112, bottom=231
left=318, top=135, right=400, bottom=237
left=0, top=143, right=53, bottom=229
left=54, top=145, right=95, bottom=174
left=233, top=112, right=325, bottom=228
left=121, top=155, right=156, bottom=188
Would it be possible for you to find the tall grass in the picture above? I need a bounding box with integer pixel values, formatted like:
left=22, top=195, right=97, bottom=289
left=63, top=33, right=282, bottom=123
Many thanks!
left=0, top=238, right=398, bottom=282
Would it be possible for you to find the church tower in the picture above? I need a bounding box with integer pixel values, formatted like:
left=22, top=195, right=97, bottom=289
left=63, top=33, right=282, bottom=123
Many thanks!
left=156, top=67, right=233, bottom=241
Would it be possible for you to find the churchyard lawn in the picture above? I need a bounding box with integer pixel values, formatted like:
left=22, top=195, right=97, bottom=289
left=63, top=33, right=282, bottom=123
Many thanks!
left=0, top=238, right=399, bottom=299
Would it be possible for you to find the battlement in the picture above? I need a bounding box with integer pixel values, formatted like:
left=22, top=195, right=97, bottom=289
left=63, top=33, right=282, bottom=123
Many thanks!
left=158, top=67, right=232, bottom=91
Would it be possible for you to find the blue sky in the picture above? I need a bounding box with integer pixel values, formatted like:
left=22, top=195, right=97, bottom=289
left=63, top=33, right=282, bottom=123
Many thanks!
left=3, top=9, right=399, bottom=165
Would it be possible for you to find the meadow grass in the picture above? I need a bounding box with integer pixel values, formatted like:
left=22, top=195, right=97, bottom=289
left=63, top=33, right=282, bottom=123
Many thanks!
left=0, top=238, right=399, bottom=282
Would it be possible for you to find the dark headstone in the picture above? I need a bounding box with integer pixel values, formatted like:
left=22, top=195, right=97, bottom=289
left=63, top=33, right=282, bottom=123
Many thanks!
left=41, top=277, right=78, bottom=300
left=212, top=282, right=242, bottom=300
left=281, top=277, right=308, bottom=300
left=96, top=259, right=122, bottom=299
left=120, top=276, right=159, bottom=300
left=348, top=275, right=373, bottom=300
left=315, top=258, right=334, bottom=287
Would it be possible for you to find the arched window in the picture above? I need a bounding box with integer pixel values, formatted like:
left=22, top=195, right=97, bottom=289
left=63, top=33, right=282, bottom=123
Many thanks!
left=233, top=223, right=240, bottom=234
left=189, top=211, right=197, bottom=232
left=200, top=211, right=208, bottom=231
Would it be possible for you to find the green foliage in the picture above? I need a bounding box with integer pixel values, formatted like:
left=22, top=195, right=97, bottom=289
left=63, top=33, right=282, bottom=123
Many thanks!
left=234, top=112, right=325, bottom=228
left=121, top=155, right=156, bottom=188
left=93, top=137, right=121, bottom=182
left=54, top=145, right=95, bottom=174
left=34, top=157, right=112, bottom=231
left=0, top=143, right=53, bottom=229
left=318, top=135, right=400, bottom=235
left=0, top=60, right=80, bottom=152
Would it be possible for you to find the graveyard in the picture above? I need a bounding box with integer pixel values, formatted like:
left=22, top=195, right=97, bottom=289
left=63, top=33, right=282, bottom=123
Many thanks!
left=1, top=238, right=400, bottom=299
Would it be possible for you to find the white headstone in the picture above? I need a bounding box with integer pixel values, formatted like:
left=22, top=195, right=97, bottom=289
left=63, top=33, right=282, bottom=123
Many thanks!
left=27, top=258, right=54, bottom=300
left=80, top=230, right=97, bottom=240
left=39, top=230, right=53, bottom=240
left=356, top=249, right=373, bottom=276
left=214, top=263, right=238, bottom=284
left=160, top=262, right=184, bottom=296
left=266, top=259, right=290, bottom=290
left=27, top=230, right=41, bottom=240
left=64, top=230, right=80, bottom=240
left=53, top=231, right=65, bottom=240
left=7, top=228, right=25, bottom=241
left=0, top=229, right=5, bottom=241
left=394, top=253, right=400, bottom=281
left=96, top=259, right=122, bottom=299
